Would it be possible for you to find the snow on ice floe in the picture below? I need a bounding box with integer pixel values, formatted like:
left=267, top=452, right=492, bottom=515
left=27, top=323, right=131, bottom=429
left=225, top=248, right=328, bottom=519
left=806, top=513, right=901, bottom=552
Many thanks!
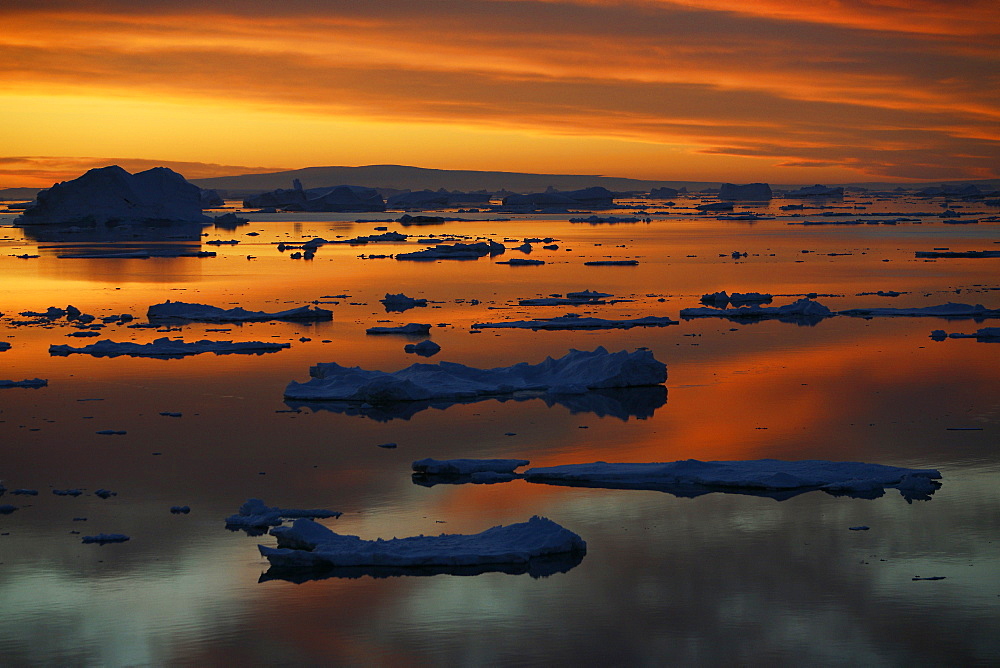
left=930, top=327, right=1000, bottom=341
left=396, top=241, right=504, bottom=260
left=522, top=459, right=941, bottom=502
left=147, top=301, right=332, bottom=322
left=49, top=337, right=290, bottom=358
left=0, top=378, right=48, bottom=388
left=366, top=323, right=432, bottom=335
left=258, top=515, right=586, bottom=578
left=381, top=293, right=428, bottom=312
left=15, top=166, right=210, bottom=226
left=472, top=313, right=678, bottom=331
left=225, top=499, right=341, bottom=535
left=283, top=347, right=666, bottom=403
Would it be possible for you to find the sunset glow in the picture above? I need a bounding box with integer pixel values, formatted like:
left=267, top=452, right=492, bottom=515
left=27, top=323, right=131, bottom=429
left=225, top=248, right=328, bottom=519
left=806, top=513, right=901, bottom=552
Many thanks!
left=2, top=0, right=998, bottom=186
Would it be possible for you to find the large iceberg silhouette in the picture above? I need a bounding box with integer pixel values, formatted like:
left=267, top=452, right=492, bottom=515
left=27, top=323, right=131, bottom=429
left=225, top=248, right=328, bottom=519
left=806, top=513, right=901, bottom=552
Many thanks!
left=16, top=166, right=210, bottom=226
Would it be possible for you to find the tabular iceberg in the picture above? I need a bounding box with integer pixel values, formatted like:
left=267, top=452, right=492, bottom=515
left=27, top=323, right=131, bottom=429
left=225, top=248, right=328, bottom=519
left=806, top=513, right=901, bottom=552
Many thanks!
left=283, top=347, right=667, bottom=402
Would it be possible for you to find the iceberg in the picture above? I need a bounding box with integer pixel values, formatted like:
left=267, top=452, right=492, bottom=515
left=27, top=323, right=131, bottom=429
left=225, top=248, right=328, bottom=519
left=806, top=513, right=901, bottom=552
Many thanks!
left=147, top=301, right=332, bottom=322
left=719, top=183, right=772, bottom=200
left=931, top=327, right=1000, bottom=341
left=380, top=293, right=428, bottom=312
left=225, top=498, right=341, bottom=533
left=259, top=515, right=586, bottom=572
left=785, top=184, right=845, bottom=197
left=49, top=337, right=290, bottom=358
left=404, top=340, right=441, bottom=356
left=838, top=303, right=1000, bottom=319
left=284, top=347, right=666, bottom=402
left=524, top=459, right=941, bottom=501
left=244, top=183, right=385, bottom=212
left=472, top=313, right=678, bottom=330
left=15, top=166, right=210, bottom=226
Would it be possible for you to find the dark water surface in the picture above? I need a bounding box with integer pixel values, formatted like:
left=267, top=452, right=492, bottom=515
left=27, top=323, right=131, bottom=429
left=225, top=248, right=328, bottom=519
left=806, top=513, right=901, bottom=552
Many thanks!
left=1, top=196, right=998, bottom=666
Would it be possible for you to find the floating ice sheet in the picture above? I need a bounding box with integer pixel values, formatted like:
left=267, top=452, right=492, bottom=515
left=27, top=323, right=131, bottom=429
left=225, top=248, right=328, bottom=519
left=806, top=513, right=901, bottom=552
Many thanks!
left=259, top=515, right=586, bottom=574
left=472, top=313, right=677, bottom=331
left=147, top=301, right=332, bottom=322
left=49, top=337, right=290, bottom=358
left=523, top=459, right=941, bottom=502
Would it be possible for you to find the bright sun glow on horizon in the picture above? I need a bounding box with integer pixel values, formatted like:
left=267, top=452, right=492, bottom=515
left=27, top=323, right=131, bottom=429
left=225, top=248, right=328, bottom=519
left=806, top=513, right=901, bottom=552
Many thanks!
left=1, top=1, right=997, bottom=188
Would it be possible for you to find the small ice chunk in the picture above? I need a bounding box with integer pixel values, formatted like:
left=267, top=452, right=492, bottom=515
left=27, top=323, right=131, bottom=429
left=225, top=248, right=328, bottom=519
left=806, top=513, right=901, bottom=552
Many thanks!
left=53, top=489, right=83, bottom=496
left=404, top=340, right=441, bottom=356
left=366, top=323, right=432, bottom=335
left=94, top=489, right=117, bottom=499
left=0, top=378, right=48, bottom=389
left=170, top=506, right=191, bottom=514
left=225, top=498, right=341, bottom=530
left=82, top=533, right=130, bottom=544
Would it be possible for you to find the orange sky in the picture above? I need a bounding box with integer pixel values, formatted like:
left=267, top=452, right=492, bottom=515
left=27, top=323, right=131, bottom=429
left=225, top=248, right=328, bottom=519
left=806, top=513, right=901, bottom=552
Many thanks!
left=1, top=0, right=998, bottom=188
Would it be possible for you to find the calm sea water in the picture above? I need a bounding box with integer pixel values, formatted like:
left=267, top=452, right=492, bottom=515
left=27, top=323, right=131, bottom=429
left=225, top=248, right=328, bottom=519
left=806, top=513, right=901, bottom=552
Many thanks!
left=1, top=195, right=998, bottom=666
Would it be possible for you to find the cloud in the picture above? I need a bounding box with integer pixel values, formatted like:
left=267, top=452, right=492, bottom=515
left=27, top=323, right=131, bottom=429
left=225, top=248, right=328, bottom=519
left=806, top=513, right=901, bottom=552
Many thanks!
left=1, top=1, right=997, bottom=182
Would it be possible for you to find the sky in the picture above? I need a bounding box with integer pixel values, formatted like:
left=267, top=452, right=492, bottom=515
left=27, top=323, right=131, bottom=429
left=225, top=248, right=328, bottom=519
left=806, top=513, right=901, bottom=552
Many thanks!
left=1, top=0, right=998, bottom=188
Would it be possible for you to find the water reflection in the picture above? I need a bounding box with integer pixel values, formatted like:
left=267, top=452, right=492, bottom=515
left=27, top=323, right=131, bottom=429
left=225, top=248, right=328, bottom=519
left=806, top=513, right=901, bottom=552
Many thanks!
left=286, top=386, right=667, bottom=422
left=19, top=220, right=208, bottom=258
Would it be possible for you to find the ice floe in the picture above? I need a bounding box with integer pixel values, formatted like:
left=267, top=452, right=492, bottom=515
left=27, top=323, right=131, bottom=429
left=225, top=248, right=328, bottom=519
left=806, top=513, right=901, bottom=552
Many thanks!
left=680, top=298, right=833, bottom=323
left=396, top=241, right=504, bottom=260
left=258, top=515, right=586, bottom=574
left=930, top=327, right=1000, bottom=341
left=915, top=250, right=1000, bottom=258
left=839, top=302, right=1000, bottom=319
left=584, top=260, right=638, bottom=266
left=404, top=340, right=441, bottom=356
left=366, top=323, right=432, bottom=335
left=147, top=301, right=332, bottom=322
left=283, top=347, right=666, bottom=403
left=16, top=166, right=210, bottom=226
left=0, top=378, right=48, bottom=388
left=82, top=533, right=130, bottom=544
left=471, top=313, right=678, bottom=331
left=49, top=337, right=290, bottom=358
left=413, top=458, right=530, bottom=476
left=225, top=499, right=341, bottom=534
left=523, top=459, right=941, bottom=501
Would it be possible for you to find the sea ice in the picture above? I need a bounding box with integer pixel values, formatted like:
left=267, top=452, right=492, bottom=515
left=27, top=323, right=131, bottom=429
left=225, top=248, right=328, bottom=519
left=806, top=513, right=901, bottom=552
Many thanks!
left=259, top=515, right=586, bottom=570
left=404, top=340, right=441, bottom=356
left=681, top=298, right=833, bottom=322
left=523, top=459, right=941, bottom=501
left=225, top=498, right=342, bottom=531
left=412, top=458, right=530, bottom=476
left=838, top=303, right=1000, bottom=319
left=915, top=250, right=1000, bottom=258
left=147, top=301, right=332, bottom=322
left=0, top=342, right=10, bottom=351
left=16, top=166, right=210, bottom=226
left=0, top=378, right=48, bottom=388
left=932, top=327, right=1000, bottom=340
left=366, top=323, right=432, bottom=335
left=283, top=347, right=666, bottom=402
left=472, top=313, right=678, bottom=331
left=49, top=337, right=290, bottom=358
left=381, top=293, right=428, bottom=312
left=81, top=534, right=130, bottom=544
left=396, top=241, right=504, bottom=260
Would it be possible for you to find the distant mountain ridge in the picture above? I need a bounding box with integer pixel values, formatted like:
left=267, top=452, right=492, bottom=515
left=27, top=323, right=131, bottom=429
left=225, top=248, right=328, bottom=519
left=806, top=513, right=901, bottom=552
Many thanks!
left=3, top=163, right=999, bottom=200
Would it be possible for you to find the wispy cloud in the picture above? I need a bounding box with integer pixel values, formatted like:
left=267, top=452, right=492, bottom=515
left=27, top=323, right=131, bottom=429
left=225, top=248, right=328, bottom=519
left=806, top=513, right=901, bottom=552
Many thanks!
left=1, top=1, right=997, bottom=185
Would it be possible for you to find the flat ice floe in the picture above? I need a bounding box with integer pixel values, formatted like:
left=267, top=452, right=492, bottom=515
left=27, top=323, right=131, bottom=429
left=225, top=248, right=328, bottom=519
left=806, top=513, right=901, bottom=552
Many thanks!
left=839, top=302, right=1000, bottom=319
left=283, top=347, right=667, bottom=402
left=413, top=458, right=529, bottom=475
left=930, top=327, right=1000, bottom=341
left=523, top=459, right=941, bottom=501
left=147, top=301, right=332, bottom=322
left=0, top=378, right=48, bottom=388
left=366, top=323, right=432, bottom=335
left=396, top=241, right=504, bottom=260
left=472, top=313, right=678, bottom=330
left=259, top=515, right=586, bottom=572
left=49, top=337, right=290, bottom=358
